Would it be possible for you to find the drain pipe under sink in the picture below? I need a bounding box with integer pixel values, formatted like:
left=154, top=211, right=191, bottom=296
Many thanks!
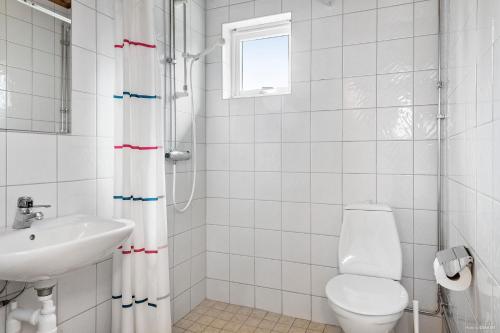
left=6, top=283, right=57, bottom=333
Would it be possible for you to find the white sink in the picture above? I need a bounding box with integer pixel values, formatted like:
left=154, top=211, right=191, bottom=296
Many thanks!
left=0, top=214, right=134, bottom=282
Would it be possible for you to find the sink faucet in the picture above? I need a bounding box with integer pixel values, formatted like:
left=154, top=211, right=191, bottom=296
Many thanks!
left=13, top=196, right=51, bottom=229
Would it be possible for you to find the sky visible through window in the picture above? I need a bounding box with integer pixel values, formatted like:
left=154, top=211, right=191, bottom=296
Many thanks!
left=241, top=35, right=289, bottom=91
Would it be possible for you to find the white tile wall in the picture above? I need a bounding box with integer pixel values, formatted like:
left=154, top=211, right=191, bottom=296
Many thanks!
left=1, top=0, right=207, bottom=327
left=205, top=0, right=441, bottom=327
left=0, top=0, right=69, bottom=131
left=0, top=1, right=115, bottom=332
left=166, top=0, right=208, bottom=323
left=0, top=0, right=454, bottom=331
left=442, top=0, right=500, bottom=332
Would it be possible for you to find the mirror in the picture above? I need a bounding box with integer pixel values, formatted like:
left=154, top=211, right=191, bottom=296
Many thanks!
left=0, top=0, right=71, bottom=133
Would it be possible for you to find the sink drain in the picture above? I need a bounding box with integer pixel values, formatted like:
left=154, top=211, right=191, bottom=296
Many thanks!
left=29, top=234, right=35, bottom=240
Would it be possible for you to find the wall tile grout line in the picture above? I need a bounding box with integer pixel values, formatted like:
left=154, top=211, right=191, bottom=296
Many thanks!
left=203, top=0, right=441, bottom=322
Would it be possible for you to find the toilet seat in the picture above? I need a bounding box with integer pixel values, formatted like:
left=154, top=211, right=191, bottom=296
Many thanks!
left=326, top=274, right=408, bottom=316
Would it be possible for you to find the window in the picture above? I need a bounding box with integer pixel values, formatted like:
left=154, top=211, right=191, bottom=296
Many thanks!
left=222, top=13, right=292, bottom=99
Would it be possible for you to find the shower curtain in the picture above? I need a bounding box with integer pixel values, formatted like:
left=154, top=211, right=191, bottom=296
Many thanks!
left=112, top=0, right=171, bottom=332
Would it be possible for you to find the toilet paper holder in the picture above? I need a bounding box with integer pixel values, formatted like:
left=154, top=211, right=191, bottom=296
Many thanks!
left=436, top=246, right=473, bottom=278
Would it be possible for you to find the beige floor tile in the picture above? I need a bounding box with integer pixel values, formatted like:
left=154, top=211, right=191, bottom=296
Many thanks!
left=231, top=314, right=250, bottom=323
left=203, top=327, right=221, bottom=333
left=193, top=304, right=207, bottom=311
left=238, top=306, right=254, bottom=315
left=218, top=311, right=235, bottom=321
left=292, top=319, right=310, bottom=329
left=223, top=321, right=242, bottom=332
left=213, top=301, right=228, bottom=310
left=289, top=328, right=306, bottom=333
left=254, top=328, right=272, bottom=333
left=272, top=323, right=292, bottom=333
left=176, top=319, right=195, bottom=330
left=186, top=312, right=202, bottom=322
left=251, top=309, right=268, bottom=319
left=194, top=307, right=210, bottom=315
left=188, top=323, right=207, bottom=333
left=324, top=325, right=342, bottom=333
left=200, top=300, right=215, bottom=307
left=172, top=300, right=341, bottom=333
left=198, top=315, right=216, bottom=326
left=307, top=322, right=325, bottom=332
left=210, top=319, right=228, bottom=329
left=173, top=327, right=186, bottom=333
left=239, top=325, right=257, bottom=333
left=245, top=317, right=263, bottom=327
left=278, top=316, right=295, bottom=325
left=264, top=313, right=281, bottom=322
left=225, top=304, right=241, bottom=313
left=258, top=319, right=276, bottom=330
left=206, top=309, right=223, bottom=318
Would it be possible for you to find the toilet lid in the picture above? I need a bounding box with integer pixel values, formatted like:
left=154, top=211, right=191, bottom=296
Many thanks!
left=325, top=274, right=409, bottom=316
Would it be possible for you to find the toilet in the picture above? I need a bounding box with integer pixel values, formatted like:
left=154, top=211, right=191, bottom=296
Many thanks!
left=325, top=203, right=409, bottom=333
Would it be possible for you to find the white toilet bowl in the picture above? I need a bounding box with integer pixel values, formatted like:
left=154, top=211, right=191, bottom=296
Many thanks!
left=326, top=274, right=408, bottom=333
left=325, top=204, right=408, bottom=333
left=328, top=302, right=403, bottom=333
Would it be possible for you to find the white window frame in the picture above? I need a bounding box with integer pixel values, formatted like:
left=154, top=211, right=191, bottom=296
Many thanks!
left=222, top=13, right=292, bottom=99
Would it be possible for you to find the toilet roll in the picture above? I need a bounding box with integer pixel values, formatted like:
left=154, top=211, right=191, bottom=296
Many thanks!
left=433, top=258, right=472, bottom=291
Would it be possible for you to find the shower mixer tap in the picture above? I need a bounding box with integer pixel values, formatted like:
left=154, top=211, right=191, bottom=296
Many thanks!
left=166, top=150, right=191, bottom=162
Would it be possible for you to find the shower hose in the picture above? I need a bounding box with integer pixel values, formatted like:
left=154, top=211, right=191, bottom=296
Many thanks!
left=172, top=58, right=197, bottom=213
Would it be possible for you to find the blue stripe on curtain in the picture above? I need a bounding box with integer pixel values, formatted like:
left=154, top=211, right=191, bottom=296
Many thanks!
left=120, top=302, right=158, bottom=308
left=113, top=92, right=158, bottom=99
left=113, top=294, right=159, bottom=308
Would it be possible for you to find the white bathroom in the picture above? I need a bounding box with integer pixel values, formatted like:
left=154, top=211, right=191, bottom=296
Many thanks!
left=0, top=0, right=497, bottom=332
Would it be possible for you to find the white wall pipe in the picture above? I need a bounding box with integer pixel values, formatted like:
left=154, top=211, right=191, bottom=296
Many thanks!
left=413, top=300, right=420, bottom=333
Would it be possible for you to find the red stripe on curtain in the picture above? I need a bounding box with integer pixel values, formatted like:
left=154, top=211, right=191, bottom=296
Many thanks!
left=114, top=144, right=160, bottom=150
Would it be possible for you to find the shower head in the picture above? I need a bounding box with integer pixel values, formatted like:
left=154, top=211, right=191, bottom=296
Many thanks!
left=185, top=38, right=226, bottom=61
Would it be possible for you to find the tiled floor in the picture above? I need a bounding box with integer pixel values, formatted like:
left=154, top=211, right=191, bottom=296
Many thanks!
left=173, top=299, right=342, bottom=333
